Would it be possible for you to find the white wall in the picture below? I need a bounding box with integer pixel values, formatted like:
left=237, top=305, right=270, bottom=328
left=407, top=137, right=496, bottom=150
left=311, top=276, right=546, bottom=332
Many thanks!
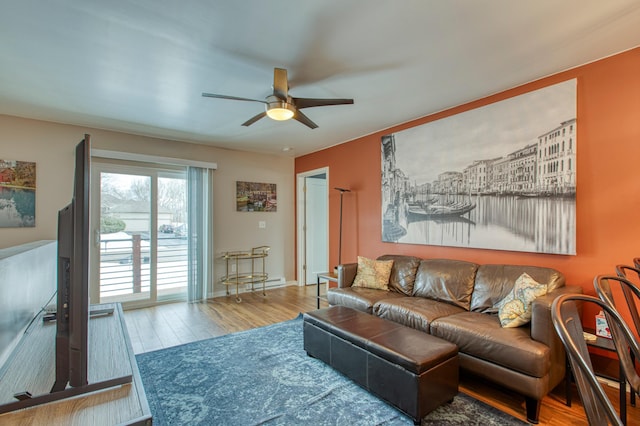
left=0, top=240, right=56, bottom=367
left=0, top=115, right=295, bottom=292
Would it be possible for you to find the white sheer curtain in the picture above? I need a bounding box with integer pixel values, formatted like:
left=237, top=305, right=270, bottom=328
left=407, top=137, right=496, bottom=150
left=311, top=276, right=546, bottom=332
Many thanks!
left=187, top=166, right=214, bottom=302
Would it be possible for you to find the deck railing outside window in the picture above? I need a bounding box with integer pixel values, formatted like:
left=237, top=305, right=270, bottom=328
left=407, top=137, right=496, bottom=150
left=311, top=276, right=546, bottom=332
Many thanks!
left=99, top=233, right=187, bottom=299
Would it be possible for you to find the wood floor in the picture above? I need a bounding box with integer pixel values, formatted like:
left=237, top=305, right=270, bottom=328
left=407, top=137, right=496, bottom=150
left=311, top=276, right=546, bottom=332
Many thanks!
left=123, top=285, right=640, bottom=426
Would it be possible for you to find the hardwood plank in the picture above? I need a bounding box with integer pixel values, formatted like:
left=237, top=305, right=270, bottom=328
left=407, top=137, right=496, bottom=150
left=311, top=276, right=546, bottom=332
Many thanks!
left=125, top=308, right=164, bottom=353
left=123, top=285, right=640, bottom=425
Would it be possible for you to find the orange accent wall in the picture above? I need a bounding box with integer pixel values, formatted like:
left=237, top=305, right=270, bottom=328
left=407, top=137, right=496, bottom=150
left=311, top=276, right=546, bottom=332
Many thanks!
left=295, top=47, right=640, bottom=329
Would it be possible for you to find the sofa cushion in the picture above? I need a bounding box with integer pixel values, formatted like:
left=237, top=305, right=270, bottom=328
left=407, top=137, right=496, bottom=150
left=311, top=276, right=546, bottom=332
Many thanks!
left=431, top=312, right=550, bottom=378
left=326, top=287, right=405, bottom=314
left=497, top=273, right=548, bottom=328
left=412, top=259, right=479, bottom=310
left=469, top=264, right=565, bottom=314
left=374, top=297, right=465, bottom=333
left=377, top=254, right=422, bottom=296
left=352, top=256, right=394, bottom=290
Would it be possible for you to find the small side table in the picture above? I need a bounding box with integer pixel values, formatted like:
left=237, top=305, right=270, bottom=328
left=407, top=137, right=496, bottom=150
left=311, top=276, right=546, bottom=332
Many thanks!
left=220, top=246, right=270, bottom=303
left=316, top=272, right=338, bottom=309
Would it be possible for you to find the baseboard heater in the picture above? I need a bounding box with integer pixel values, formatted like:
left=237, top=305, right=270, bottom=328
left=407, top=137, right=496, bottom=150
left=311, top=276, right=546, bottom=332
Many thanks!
left=247, top=277, right=286, bottom=290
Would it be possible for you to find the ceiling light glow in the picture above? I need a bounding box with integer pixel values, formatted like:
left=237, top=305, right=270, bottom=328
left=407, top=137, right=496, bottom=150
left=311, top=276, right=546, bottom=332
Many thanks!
left=266, top=100, right=295, bottom=121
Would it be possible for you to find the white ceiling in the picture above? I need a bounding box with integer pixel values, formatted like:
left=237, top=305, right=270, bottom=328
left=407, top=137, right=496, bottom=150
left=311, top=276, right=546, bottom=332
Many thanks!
left=1, top=1, right=640, bottom=157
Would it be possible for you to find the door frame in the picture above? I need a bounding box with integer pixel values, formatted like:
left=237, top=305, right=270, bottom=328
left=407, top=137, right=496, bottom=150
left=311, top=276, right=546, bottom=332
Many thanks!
left=296, top=167, right=329, bottom=286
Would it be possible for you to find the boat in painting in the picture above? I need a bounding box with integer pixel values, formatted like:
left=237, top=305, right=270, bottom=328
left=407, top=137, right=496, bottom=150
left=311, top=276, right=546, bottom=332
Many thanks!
left=408, top=201, right=476, bottom=219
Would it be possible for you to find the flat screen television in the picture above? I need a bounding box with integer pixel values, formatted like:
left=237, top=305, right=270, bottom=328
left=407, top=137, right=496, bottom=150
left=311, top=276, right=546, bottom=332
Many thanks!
left=0, top=134, right=131, bottom=415
left=51, top=134, right=91, bottom=391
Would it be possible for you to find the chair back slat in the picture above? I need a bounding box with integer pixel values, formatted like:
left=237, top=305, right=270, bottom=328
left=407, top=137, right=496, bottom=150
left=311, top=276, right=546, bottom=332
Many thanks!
left=615, top=265, right=640, bottom=336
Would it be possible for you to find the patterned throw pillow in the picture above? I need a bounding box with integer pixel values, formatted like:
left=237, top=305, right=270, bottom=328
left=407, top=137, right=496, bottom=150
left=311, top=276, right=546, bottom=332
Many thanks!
left=497, top=272, right=548, bottom=328
left=352, top=256, right=394, bottom=291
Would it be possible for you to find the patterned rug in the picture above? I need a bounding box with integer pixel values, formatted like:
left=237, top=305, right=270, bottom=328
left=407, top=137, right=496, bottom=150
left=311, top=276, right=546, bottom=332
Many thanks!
left=136, top=316, right=529, bottom=425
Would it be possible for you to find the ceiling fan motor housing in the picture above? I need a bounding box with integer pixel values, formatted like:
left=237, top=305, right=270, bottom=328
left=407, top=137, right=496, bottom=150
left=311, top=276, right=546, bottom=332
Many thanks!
left=265, top=95, right=295, bottom=121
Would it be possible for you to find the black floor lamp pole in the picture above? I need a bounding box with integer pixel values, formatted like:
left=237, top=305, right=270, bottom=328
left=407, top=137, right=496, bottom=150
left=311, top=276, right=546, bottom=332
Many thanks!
left=335, top=188, right=351, bottom=267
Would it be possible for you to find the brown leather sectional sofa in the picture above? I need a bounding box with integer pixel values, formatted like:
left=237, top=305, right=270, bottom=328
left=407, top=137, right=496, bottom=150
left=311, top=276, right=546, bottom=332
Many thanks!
left=326, top=254, right=582, bottom=424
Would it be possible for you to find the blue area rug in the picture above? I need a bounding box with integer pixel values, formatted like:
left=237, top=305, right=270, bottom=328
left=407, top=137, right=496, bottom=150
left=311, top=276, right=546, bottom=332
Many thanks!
left=136, top=316, right=529, bottom=425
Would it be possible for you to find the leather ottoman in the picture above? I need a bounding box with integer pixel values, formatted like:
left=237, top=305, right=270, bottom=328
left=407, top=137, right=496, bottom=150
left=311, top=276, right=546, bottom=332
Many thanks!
left=303, top=306, right=459, bottom=425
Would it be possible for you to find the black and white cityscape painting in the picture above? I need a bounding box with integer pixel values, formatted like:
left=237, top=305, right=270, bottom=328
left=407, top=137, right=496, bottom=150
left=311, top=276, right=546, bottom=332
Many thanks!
left=381, top=79, right=576, bottom=255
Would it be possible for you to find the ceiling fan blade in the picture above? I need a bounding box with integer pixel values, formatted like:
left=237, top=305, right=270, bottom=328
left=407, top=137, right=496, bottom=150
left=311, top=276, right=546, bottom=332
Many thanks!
left=292, top=97, right=354, bottom=109
left=272, top=68, right=289, bottom=100
left=242, top=111, right=267, bottom=127
left=202, top=93, right=266, bottom=104
left=293, top=109, right=318, bottom=129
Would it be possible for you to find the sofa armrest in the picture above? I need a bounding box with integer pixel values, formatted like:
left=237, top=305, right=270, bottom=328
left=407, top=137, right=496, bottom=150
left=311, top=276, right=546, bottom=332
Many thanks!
left=337, top=263, right=357, bottom=288
left=530, top=285, right=583, bottom=386
left=531, top=285, right=583, bottom=345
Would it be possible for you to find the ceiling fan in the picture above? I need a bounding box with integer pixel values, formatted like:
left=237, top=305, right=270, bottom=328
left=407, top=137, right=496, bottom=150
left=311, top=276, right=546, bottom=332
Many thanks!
left=202, top=68, right=354, bottom=129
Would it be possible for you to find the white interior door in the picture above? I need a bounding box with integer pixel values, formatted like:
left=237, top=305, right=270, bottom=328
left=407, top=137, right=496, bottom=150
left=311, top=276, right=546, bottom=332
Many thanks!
left=305, top=176, right=328, bottom=284
left=297, top=168, right=329, bottom=285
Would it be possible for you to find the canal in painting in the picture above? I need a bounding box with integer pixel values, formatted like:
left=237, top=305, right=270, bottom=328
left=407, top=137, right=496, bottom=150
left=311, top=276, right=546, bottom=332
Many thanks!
left=396, top=194, right=575, bottom=255
left=0, top=186, right=36, bottom=227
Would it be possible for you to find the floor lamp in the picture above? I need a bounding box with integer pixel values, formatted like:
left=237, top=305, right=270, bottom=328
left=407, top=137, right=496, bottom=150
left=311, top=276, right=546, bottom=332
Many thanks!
left=334, top=187, right=351, bottom=269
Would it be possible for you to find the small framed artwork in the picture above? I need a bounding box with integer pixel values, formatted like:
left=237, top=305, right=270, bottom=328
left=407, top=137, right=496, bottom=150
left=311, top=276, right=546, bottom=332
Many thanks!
left=236, top=181, right=277, bottom=212
left=0, top=159, right=36, bottom=227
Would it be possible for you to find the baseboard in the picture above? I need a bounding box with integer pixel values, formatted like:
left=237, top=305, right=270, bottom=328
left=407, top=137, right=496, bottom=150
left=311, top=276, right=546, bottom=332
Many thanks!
left=211, top=278, right=295, bottom=299
left=596, top=376, right=622, bottom=390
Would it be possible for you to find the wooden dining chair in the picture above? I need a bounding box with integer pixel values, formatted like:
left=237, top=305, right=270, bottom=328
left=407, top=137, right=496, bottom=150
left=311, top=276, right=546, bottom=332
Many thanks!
left=594, top=275, right=640, bottom=407
left=552, top=293, right=640, bottom=426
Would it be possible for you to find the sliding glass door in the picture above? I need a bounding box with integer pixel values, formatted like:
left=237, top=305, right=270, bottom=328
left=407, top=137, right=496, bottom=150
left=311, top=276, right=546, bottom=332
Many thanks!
left=90, top=161, right=189, bottom=307
left=156, top=175, right=188, bottom=300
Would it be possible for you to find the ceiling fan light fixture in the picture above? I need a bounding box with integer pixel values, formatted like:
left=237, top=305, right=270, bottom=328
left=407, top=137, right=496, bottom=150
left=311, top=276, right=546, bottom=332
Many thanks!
left=202, top=68, right=353, bottom=128
left=266, top=100, right=295, bottom=121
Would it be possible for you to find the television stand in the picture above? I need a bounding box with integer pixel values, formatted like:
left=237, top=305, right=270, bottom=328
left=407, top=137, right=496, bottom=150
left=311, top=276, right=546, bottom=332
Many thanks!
left=89, top=306, right=115, bottom=317
left=43, top=306, right=114, bottom=323
left=0, top=303, right=151, bottom=425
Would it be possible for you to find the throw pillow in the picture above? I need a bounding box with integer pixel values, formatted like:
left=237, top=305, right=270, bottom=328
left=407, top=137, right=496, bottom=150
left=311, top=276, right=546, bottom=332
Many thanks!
left=497, top=272, right=548, bottom=328
left=352, top=256, right=394, bottom=291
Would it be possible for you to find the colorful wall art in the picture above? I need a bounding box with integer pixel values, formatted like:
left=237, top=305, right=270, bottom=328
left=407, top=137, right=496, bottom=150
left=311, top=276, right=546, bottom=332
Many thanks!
left=236, top=181, right=277, bottom=212
left=0, top=159, right=36, bottom=228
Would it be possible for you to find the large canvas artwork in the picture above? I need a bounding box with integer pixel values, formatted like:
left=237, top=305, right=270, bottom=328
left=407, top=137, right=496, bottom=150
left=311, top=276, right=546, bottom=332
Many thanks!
left=0, top=159, right=36, bottom=227
left=381, top=79, right=576, bottom=255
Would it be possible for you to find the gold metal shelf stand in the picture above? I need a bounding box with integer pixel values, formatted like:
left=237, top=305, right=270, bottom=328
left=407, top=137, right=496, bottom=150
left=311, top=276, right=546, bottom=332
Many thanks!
left=220, top=246, right=270, bottom=302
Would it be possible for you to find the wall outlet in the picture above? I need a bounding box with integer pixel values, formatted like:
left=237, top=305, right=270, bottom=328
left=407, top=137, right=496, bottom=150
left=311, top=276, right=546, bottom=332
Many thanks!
left=258, top=221, right=266, bottom=229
